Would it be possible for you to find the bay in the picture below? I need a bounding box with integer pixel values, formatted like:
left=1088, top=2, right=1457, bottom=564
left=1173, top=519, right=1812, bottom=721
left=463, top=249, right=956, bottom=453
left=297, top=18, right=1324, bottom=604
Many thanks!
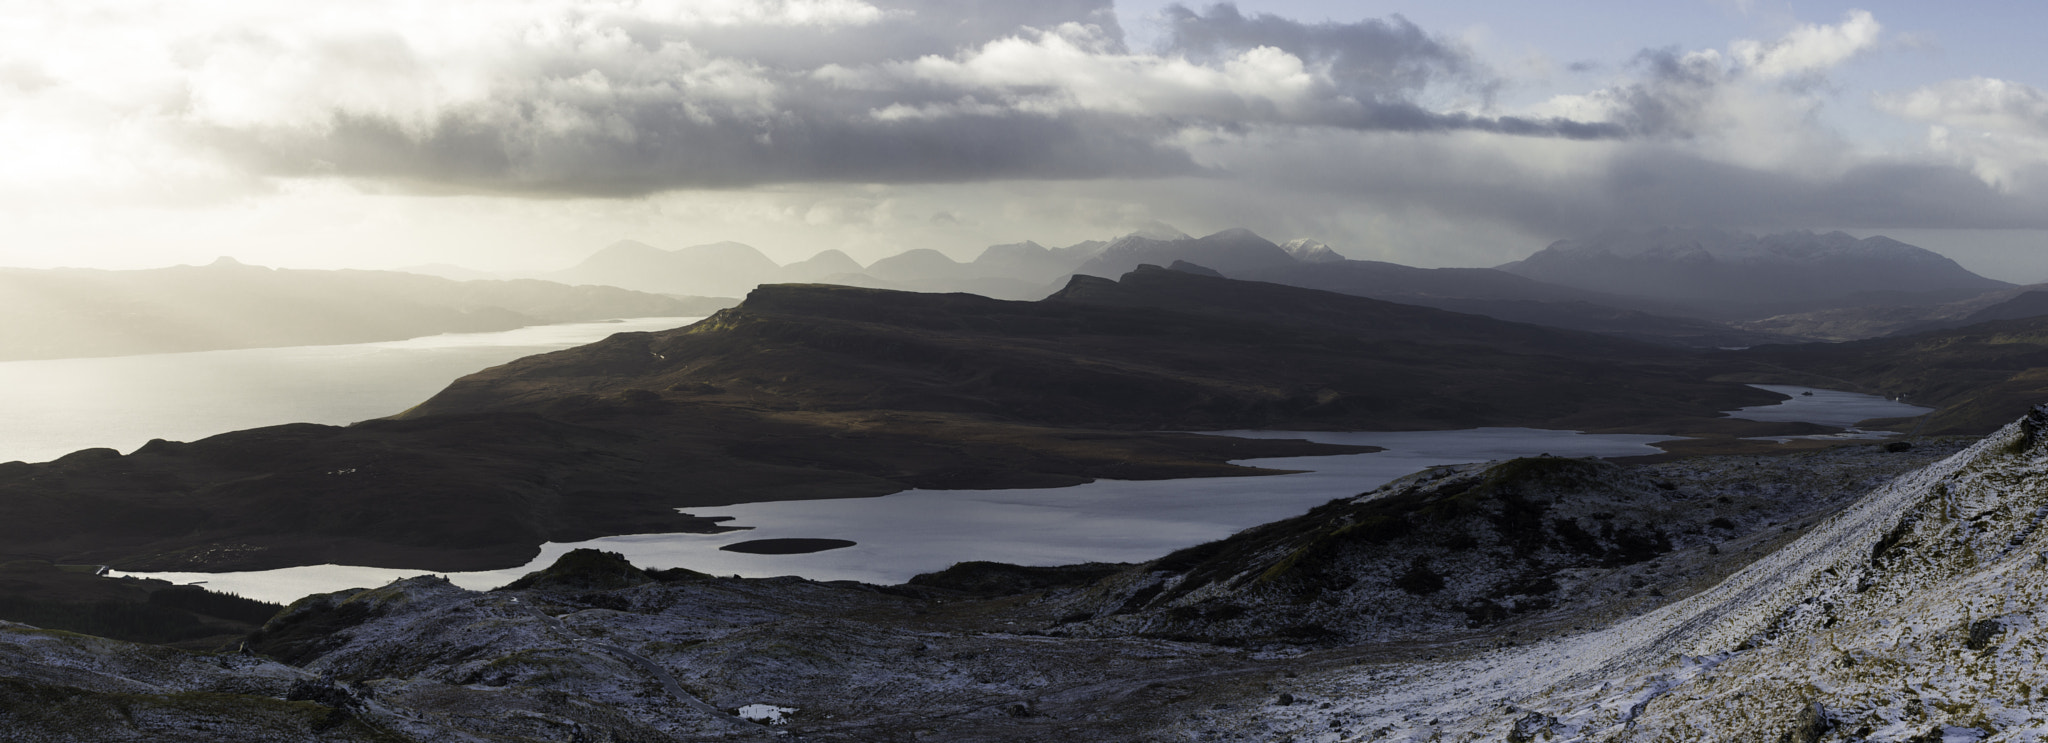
left=127, top=428, right=1679, bottom=602
left=0, top=317, right=702, bottom=464
left=122, top=384, right=1929, bottom=603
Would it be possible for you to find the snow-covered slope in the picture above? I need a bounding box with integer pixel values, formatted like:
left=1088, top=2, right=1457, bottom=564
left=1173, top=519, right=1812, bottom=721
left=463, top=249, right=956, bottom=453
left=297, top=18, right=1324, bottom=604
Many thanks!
left=1232, top=407, right=2048, bottom=741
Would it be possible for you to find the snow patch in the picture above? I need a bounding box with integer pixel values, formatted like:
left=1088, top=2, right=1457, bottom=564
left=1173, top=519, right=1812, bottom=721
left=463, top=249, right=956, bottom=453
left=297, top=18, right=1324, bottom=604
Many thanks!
left=737, top=704, right=796, bottom=725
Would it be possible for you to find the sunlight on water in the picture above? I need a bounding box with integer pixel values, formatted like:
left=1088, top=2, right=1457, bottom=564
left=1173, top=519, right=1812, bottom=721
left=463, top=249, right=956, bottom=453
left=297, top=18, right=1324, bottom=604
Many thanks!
left=0, top=317, right=701, bottom=463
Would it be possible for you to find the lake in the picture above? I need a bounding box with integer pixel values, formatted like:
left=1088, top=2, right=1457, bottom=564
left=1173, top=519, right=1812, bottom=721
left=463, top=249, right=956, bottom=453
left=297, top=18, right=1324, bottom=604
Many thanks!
left=119, top=385, right=1933, bottom=603
left=0, top=317, right=702, bottom=464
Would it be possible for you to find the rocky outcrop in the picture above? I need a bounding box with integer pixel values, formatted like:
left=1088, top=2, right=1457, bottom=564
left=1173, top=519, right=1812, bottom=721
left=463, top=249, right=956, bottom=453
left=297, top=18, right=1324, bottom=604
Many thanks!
left=1047, top=441, right=1962, bottom=646
left=0, top=425, right=2037, bottom=741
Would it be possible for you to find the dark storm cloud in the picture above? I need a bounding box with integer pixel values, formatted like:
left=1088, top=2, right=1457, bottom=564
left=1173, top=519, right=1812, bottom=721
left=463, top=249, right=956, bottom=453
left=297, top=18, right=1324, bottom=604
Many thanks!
left=1597, top=48, right=1729, bottom=138
left=218, top=103, right=1201, bottom=195
left=186, top=0, right=1623, bottom=196
left=1162, top=5, right=1473, bottom=97
left=1158, top=4, right=1621, bottom=138
left=1216, top=130, right=2048, bottom=241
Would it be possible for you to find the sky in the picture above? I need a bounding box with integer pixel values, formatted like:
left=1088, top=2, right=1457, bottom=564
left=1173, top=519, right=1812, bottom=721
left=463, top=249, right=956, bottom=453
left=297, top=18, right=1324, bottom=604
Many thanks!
left=8, top=1, right=2048, bottom=280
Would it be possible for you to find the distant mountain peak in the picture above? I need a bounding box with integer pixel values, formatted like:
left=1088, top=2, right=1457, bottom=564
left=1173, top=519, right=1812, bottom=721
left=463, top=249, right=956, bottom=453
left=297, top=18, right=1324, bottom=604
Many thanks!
left=600, top=239, right=663, bottom=254
left=1198, top=227, right=1272, bottom=245
left=1280, top=239, right=1345, bottom=263
left=973, top=241, right=1050, bottom=262
left=1498, top=227, right=2009, bottom=310
left=1123, top=221, right=1190, bottom=241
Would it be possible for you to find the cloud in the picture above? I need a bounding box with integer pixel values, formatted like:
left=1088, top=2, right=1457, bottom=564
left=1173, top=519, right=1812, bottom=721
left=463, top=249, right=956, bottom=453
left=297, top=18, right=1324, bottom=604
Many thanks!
left=1161, top=5, right=1475, bottom=99
left=1877, top=77, right=2048, bottom=190
left=1879, top=77, right=2048, bottom=136
left=0, top=0, right=1628, bottom=200
left=1538, top=11, right=1882, bottom=142
left=10, top=0, right=2042, bottom=275
left=1729, top=9, right=1881, bottom=80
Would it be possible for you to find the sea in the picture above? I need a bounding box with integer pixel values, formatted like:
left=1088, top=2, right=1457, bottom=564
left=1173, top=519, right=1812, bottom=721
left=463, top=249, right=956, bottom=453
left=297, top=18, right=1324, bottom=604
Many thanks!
left=0, top=317, right=703, bottom=464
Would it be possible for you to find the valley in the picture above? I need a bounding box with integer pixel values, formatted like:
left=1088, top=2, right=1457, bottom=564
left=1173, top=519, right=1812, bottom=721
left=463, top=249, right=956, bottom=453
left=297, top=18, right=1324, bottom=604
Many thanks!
left=0, top=429, right=1983, bottom=741
left=17, top=4, right=2048, bottom=740
left=7, top=233, right=2048, bottom=742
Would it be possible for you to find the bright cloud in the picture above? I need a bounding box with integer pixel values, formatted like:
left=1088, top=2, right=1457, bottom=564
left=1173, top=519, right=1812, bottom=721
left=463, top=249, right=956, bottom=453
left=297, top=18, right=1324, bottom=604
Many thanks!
left=1877, top=77, right=2048, bottom=189
left=1730, top=9, right=1881, bottom=80
left=3, top=1, right=2046, bottom=275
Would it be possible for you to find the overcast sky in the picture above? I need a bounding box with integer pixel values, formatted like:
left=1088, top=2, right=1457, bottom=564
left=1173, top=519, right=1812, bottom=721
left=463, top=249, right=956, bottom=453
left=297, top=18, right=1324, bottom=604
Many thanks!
left=9, top=1, right=2048, bottom=280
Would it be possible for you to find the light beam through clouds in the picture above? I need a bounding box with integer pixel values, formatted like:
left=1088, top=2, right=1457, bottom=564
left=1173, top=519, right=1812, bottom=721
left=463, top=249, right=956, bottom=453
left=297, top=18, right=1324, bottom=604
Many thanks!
left=1, top=1, right=2047, bottom=278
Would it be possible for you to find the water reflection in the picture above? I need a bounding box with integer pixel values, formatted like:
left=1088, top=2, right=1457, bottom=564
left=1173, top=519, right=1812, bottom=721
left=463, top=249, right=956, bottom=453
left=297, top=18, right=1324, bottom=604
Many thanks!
left=0, top=317, right=700, bottom=463
left=118, top=385, right=1926, bottom=604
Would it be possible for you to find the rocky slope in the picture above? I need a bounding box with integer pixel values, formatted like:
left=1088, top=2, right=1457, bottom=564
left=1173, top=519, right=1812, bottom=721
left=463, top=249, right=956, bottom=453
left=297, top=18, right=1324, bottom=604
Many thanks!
left=1047, top=442, right=1960, bottom=648
left=1203, top=405, right=2048, bottom=742
left=0, top=432, right=1992, bottom=742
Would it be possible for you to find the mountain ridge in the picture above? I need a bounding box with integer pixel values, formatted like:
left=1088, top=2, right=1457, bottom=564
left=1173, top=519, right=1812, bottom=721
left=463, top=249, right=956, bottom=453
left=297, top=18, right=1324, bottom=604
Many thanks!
left=1497, top=227, right=2010, bottom=317
left=0, top=268, right=1787, bottom=575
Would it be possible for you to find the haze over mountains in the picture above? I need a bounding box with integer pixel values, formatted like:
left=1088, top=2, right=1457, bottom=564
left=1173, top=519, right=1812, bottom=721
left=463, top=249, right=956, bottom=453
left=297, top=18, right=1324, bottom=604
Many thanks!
left=17, top=266, right=2048, bottom=740
left=0, top=267, right=1804, bottom=578
left=1497, top=227, right=2014, bottom=317
left=0, top=259, right=732, bottom=361
left=518, top=225, right=2030, bottom=349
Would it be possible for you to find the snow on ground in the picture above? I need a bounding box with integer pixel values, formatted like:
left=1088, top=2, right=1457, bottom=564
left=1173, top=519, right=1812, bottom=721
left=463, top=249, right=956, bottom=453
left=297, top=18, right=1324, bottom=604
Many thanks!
left=1229, top=411, right=2048, bottom=741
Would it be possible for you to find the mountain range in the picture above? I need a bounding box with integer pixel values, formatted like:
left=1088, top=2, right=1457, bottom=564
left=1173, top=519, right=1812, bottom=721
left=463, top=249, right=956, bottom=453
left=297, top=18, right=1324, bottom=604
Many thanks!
left=10, top=261, right=2048, bottom=739
left=1495, top=227, right=2012, bottom=318
left=0, top=267, right=1808, bottom=579
left=529, top=226, right=2025, bottom=348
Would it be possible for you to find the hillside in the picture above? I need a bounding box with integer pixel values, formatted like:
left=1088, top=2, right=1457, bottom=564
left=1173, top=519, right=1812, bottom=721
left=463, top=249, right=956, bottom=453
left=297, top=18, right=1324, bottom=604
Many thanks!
left=0, top=422, right=2014, bottom=741
left=548, top=228, right=1847, bottom=347
left=1047, top=443, right=1954, bottom=647
left=1497, top=228, right=2009, bottom=319
left=1234, top=259, right=1806, bottom=347
left=407, top=264, right=1769, bottom=431
left=1721, top=314, right=2048, bottom=434
left=0, top=259, right=729, bottom=360
left=0, top=268, right=1783, bottom=575
left=1733, top=283, right=2048, bottom=341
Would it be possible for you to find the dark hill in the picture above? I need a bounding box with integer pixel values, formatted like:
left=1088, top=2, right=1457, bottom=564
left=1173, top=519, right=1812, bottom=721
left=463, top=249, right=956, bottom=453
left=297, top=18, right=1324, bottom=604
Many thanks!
left=1949, top=289, right=2048, bottom=326
left=1231, top=260, right=1804, bottom=348
left=1048, top=444, right=1947, bottom=645
left=408, top=265, right=1768, bottom=432
left=1497, top=228, right=2009, bottom=319
left=1721, top=314, right=2048, bottom=434
left=0, top=269, right=1773, bottom=574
